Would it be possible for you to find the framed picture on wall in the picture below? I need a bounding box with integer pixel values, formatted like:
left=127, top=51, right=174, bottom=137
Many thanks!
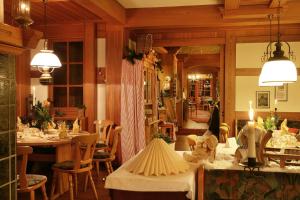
left=256, top=91, right=270, bottom=109
left=275, top=84, right=288, bottom=101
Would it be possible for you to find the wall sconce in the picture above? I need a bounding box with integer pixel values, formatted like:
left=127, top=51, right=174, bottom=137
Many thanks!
left=12, top=0, right=33, bottom=27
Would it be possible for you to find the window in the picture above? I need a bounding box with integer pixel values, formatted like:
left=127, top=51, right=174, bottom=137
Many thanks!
left=52, top=41, right=83, bottom=108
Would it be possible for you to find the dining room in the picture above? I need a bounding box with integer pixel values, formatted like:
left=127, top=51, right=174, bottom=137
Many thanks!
left=1, top=0, right=300, bottom=200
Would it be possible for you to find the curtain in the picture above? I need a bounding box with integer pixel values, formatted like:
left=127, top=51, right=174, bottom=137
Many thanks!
left=120, top=59, right=145, bottom=163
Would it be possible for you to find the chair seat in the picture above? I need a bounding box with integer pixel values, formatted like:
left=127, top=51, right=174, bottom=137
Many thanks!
left=52, top=160, right=88, bottom=170
left=93, top=151, right=110, bottom=159
left=17, top=174, right=47, bottom=188
left=96, top=143, right=107, bottom=148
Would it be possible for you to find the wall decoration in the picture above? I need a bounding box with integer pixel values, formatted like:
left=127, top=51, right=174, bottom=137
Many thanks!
left=256, top=91, right=270, bottom=109
left=275, top=84, right=288, bottom=101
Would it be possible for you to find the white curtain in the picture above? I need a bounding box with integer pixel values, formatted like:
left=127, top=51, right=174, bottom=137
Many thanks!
left=120, top=59, right=145, bottom=163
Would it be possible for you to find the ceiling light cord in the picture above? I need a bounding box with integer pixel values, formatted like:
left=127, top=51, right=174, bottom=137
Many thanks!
left=277, top=0, right=281, bottom=44
left=43, top=0, right=48, bottom=50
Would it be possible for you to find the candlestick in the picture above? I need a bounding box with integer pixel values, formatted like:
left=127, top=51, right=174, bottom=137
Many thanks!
left=247, top=101, right=256, bottom=167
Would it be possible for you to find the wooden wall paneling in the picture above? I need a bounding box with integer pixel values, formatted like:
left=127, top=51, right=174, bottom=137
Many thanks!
left=84, top=22, right=97, bottom=132
left=105, top=25, right=123, bottom=125
left=224, top=32, right=236, bottom=137
left=16, top=50, right=31, bottom=117
left=219, top=46, right=225, bottom=123
left=224, top=0, right=240, bottom=10
left=32, top=23, right=85, bottom=40
left=105, top=25, right=124, bottom=164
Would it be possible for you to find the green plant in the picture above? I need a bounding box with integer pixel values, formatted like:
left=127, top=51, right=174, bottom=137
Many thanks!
left=33, top=101, right=52, bottom=129
left=153, top=132, right=173, bottom=144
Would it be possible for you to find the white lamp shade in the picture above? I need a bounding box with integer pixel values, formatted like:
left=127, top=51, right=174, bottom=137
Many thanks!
left=258, top=73, right=284, bottom=86
left=30, top=49, right=62, bottom=68
left=260, top=60, right=297, bottom=85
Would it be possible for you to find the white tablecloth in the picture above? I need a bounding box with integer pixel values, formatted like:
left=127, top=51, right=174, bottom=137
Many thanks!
left=105, top=151, right=199, bottom=200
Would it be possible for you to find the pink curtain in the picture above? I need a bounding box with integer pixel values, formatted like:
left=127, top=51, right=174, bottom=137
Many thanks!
left=120, top=59, right=145, bottom=163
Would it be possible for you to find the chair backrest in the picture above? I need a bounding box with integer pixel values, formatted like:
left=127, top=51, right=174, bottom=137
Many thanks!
left=94, top=120, right=114, bottom=145
left=72, top=133, right=99, bottom=170
left=108, top=126, right=122, bottom=159
left=17, top=146, right=33, bottom=189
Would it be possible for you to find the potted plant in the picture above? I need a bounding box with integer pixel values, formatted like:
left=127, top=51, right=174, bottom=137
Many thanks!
left=33, top=100, right=52, bottom=130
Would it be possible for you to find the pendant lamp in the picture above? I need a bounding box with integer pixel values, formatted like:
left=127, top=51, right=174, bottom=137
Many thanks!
left=30, top=0, right=61, bottom=83
left=259, top=0, right=297, bottom=86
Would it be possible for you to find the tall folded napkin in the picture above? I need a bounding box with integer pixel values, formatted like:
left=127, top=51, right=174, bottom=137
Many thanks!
left=126, top=138, right=189, bottom=176
left=72, top=118, right=80, bottom=133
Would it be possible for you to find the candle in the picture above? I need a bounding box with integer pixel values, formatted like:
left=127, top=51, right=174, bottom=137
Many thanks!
left=32, top=86, right=36, bottom=106
left=247, top=101, right=256, bottom=166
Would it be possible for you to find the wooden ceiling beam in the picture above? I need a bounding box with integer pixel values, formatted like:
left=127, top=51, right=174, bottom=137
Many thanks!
left=70, top=0, right=125, bottom=24
left=125, top=1, right=300, bottom=28
left=220, top=5, right=281, bottom=19
left=225, top=0, right=240, bottom=10
left=269, top=0, right=289, bottom=8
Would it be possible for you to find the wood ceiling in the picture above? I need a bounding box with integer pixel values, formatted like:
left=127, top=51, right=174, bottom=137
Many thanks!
left=3, top=0, right=300, bottom=29
left=4, top=0, right=101, bottom=26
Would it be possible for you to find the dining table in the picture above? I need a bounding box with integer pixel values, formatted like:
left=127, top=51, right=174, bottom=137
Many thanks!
left=17, top=129, right=90, bottom=198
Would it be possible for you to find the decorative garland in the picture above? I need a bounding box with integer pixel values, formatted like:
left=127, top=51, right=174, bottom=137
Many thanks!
left=124, top=47, right=143, bottom=65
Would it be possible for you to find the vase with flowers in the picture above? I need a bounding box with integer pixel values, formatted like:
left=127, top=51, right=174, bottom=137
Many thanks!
left=153, top=132, right=175, bottom=150
left=33, top=100, right=52, bottom=131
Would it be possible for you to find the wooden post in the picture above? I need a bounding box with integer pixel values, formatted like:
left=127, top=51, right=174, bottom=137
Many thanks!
left=16, top=50, right=31, bottom=117
left=105, top=25, right=124, bottom=125
left=84, top=22, right=97, bottom=132
left=224, top=32, right=236, bottom=137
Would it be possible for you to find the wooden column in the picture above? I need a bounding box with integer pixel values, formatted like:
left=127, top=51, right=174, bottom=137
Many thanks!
left=219, top=46, right=225, bottom=123
left=16, top=50, right=30, bottom=117
left=176, top=55, right=186, bottom=127
left=224, top=32, right=236, bottom=136
left=105, top=25, right=124, bottom=125
left=84, top=22, right=97, bottom=132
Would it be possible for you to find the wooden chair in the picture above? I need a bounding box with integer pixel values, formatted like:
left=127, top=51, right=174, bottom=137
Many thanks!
left=93, top=126, right=122, bottom=176
left=94, top=120, right=114, bottom=149
left=50, top=134, right=99, bottom=200
left=17, top=146, right=48, bottom=200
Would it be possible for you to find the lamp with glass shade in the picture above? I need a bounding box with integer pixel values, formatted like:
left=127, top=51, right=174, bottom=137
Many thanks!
left=30, top=0, right=61, bottom=84
left=259, top=1, right=297, bottom=86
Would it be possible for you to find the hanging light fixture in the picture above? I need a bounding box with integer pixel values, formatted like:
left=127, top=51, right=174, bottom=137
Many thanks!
left=30, top=0, right=61, bottom=83
left=259, top=0, right=297, bottom=86
left=12, top=0, right=33, bottom=27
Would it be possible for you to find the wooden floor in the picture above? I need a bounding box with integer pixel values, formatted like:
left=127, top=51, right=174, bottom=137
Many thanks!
left=18, top=136, right=191, bottom=200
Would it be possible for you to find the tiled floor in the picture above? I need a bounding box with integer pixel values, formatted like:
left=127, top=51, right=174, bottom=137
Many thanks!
left=18, top=136, right=192, bottom=200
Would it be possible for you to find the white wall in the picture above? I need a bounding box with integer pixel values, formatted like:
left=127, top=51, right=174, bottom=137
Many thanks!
left=97, top=38, right=106, bottom=120
left=236, top=42, right=300, bottom=112
left=30, top=78, right=48, bottom=103
left=0, top=0, right=3, bottom=23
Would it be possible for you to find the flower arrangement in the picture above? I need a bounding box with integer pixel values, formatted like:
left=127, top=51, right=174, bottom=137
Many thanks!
left=33, top=100, right=52, bottom=130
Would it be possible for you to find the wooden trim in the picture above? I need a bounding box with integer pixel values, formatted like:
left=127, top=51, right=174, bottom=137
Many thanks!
left=236, top=68, right=300, bottom=76
left=235, top=111, right=300, bottom=121
left=71, top=0, right=125, bottom=24
left=153, top=37, right=225, bottom=47
left=22, top=28, right=43, bottom=49
left=0, top=43, right=24, bottom=55
left=236, top=35, right=300, bottom=43
left=224, top=0, right=240, bottom=10
left=224, top=31, right=236, bottom=137
left=0, top=23, right=23, bottom=47
left=235, top=68, right=261, bottom=76
left=84, top=22, right=97, bottom=132
left=219, top=45, right=225, bottom=123
left=269, top=0, right=288, bottom=8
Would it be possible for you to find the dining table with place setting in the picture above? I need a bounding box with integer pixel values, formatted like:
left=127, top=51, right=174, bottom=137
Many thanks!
left=16, top=122, right=91, bottom=197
